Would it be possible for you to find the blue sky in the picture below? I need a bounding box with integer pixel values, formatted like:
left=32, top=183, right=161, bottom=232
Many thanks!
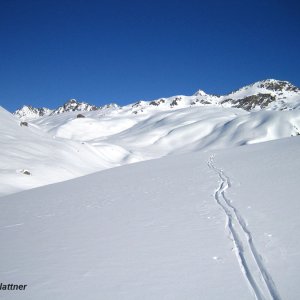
left=0, top=0, right=299, bottom=111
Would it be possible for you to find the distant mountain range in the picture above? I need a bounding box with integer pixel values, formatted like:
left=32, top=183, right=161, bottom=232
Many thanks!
left=14, top=99, right=120, bottom=120
left=2, top=78, right=300, bottom=197
left=14, top=79, right=300, bottom=121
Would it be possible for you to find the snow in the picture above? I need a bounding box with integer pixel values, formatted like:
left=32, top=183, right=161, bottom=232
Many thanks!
left=50, top=99, right=99, bottom=115
left=214, top=137, right=300, bottom=299
left=13, top=80, right=300, bottom=122
left=5, top=80, right=299, bottom=197
left=2, top=100, right=300, bottom=196
left=1, top=79, right=300, bottom=298
left=0, top=136, right=299, bottom=299
left=0, top=106, right=120, bottom=196
left=14, top=106, right=53, bottom=121
left=221, top=79, right=300, bottom=110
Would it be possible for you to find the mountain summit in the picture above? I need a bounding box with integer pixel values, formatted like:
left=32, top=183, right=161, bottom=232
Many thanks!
left=51, top=99, right=99, bottom=115
left=14, top=99, right=100, bottom=120
left=14, top=105, right=53, bottom=121
left=220, top=79, right=300, bottom=111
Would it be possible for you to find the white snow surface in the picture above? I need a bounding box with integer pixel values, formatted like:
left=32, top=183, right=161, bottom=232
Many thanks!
left=0, top=107, right=123, bottom=196
left=1, top=79, right=300, bottom=298
left=0, top=136, right=299, bottom=299
left=1, top=93, right=300, bottom=196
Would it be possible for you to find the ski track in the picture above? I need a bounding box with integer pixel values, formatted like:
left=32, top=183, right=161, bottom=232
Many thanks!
left=208, top=155, right=281, bottom=300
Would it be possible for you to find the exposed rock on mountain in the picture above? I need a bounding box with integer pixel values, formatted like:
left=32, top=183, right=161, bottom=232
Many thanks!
left=50, top=99, right=98, bottom=115
left=220, top=79, right=300, bottom=111
left=14, top=79, right=300, bottom=120
left=14, top=106, right=53, bottom=120
left=14, top=100, right=120, bottom=120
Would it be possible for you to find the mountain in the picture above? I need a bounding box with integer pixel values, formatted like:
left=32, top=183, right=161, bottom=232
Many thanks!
left=2, top=79, right=300, bottom=299
left=220, top=79, right=300, bottom=111
left=50, top=99, right=99, bottom=115
left=129, top=79, right=300, bottom=112
left=14, top=105, right=53, bottom=120
left=3, top=78, right=300, bottom=196
left=14, top=99, right=120, bottom=120
left=3, top=103, right=300, bottom=195
left=13, top=79, right=300, bottom=120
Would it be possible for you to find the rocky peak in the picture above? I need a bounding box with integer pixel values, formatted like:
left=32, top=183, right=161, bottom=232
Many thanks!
left=193, top=89, right=207, bottom=97
left=222, top=79, right=300, bottom=111
left=13, top=79, right=300, bottom=120
left=14, top=105, right=52, bottom=120
left=256, top=79, right=299, bottom=92
left=50, top=99, right=99, bottom=115
left=101, top=103, right=119, bottom=109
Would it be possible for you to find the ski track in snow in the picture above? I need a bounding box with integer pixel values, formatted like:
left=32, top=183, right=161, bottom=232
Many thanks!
left=208, top=155, right=281, bottom=300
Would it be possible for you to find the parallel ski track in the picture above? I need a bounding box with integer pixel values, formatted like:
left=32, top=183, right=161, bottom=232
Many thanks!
left=208, top=155, right=281, bottom=300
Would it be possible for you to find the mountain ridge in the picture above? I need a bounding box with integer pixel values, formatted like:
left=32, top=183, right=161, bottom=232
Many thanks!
left=13, top=79, right=300, bottom=120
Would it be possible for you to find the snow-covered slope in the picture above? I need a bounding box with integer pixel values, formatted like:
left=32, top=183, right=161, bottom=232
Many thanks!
left=1, top=79, right=299, bottom=196
left=0, top=106, right=135, bottom=196
left=2, top=80, right=300, bottom=298
left=0, top=136, right=299, bottom=299
left=3, top=98, right=300, bottom=195
left=33, top=103, right=300, bottom=159
left=220, top=79, right=300, bottom=111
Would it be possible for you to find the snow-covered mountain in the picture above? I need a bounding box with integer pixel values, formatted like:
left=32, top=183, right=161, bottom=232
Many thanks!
left=50, top=99, right=99, bottom=115
left=14, top=99, right=120, bottom=120
left=133, top=79, right=300, bottom=112
left=14, top=105, right=53, bottom=120
left=13, top=79, right=300, bottom=120
left=2, top=78, right=300, bottom=196
left=220, top=79, right=300, bottom=111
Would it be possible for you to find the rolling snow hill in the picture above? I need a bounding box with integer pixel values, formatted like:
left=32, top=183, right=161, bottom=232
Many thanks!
left=1, top=79, right=300, bottom=196
left=0, top=106, right=126, bottom=196
left=0, top=136, right=299, bottom=299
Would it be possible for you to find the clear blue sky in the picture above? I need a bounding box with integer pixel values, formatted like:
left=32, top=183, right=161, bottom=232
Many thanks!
left=1, top=0, right=299, bottom=111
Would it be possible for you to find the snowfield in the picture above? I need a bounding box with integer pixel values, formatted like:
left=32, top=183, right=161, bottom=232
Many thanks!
left=2, top=102, right=300, bottom=196
left=0, top=137, right=299, bottom=299
left=0, top=107, right=118, bottom=196
left=1, top=79, right=300, bottom=299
